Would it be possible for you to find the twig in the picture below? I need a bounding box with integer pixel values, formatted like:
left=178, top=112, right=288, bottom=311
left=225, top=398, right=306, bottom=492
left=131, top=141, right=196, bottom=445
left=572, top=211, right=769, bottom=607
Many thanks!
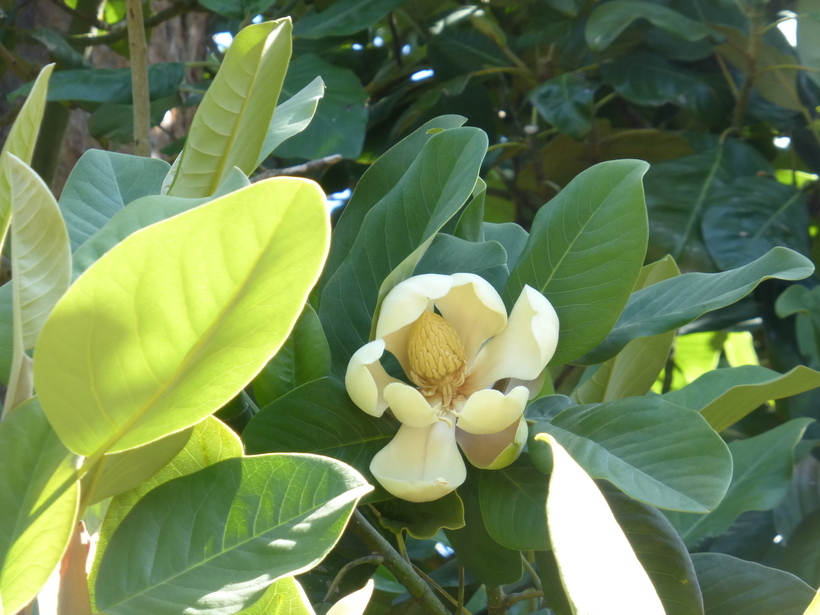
left=66, top=1, right=196, bottom=46
left=348, top=511, right=450, bottom=615
left=252, top=154, right=343, bottom=181
left=504, top=591, right=543, bottom=608
left=44, top=0, right=108, bottom=30
left=323, top=555, right=383, bottom=603
left=125, top=0, right=150, bottom=156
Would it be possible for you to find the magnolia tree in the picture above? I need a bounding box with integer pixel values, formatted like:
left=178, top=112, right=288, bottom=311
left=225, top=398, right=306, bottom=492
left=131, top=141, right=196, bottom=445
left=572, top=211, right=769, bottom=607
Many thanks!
left=2, top=17, right=820, bottom=615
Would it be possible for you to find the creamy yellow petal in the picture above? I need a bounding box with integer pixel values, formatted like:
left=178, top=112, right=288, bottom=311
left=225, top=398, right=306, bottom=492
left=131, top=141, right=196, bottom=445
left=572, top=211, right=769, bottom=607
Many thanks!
left=457, top=415, right=527, bottom=470
left=455, top=386, right=528, bottom=435
left=384, top=382, right=439, bottom=427
left=435, top=273, right=507, bottom=363
left=370, top=421, right=466, bottom=502
left=468, top=285, right=559, bottom=389
left=345, top=339, right=400, bottom=417
left=326, top=580, right=375, bottom=615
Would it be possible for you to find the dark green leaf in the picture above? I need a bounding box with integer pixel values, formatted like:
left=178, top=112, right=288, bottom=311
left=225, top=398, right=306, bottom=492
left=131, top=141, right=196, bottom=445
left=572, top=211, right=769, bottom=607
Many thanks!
left=293, top=0, right=406, bottom=38
left=197, top=0, right=275, bottom=19
left=87, top=95, right=179, bottom=144
left=483, top=222, right=528, bottom=271
left=428, top=27, right=508, bottom=78
left=505, top=159, right=649, bottom=366
left=576, top=247, right=814, bottom=365
left=530, top=73, right=596, bottom=139
left=375, top=492, right=465, bottom=539
left=414, top=233, right=508, bottom=294
left=776, top=507, right=820, bottom=587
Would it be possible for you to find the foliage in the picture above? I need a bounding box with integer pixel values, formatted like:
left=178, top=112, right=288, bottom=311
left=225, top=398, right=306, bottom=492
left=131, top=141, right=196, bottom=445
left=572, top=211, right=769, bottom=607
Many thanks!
left=2, top=0, right=820, bottom=614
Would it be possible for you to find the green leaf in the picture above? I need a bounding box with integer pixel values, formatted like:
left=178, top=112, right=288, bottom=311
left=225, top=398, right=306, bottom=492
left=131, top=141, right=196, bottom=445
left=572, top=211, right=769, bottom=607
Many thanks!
left=572, top=256, right=679, bottom=404
left=319, top=126, right=488, bottom=373
left=168, top=19, right=291, bottom=197
left=0, top=399, right=80, bottom=615
left=692, top=553, right=815, bottom=615
left=197, top=0, right=275, bottom=20
left=585, top=0, right=710, bottom=50
left=483, top=222, right=528, bottom=271
left=505, top=159, right=649, bottom=366
left=9, top=63, right=184, bottom=104
left=0, top=289, right=11, bottom=385
left=243, top=377, right=397, bottom=498
left=293, top=0, right=406, bottom=38
left=530, top=73, right=596, bottom=139
left=702, top=179, right=809, bottom=270
left=478, top=456, right=549, bottom=550
left=662, top=365, right=820, bottom=432
left=58, top=149, right=170, bottom=250
left=256, top=77, right=324, bottom=168
left=88, top=416, right=242, bottom=610
left=413, top=233, right=508, bottom=293
left=666, top=419, right=813, bottom=547
left=251, top=305, right=330, bottom=407
left=71, top=168, right=250, bottom=276
left=35, top=177, right=329, bottom=456
left=0, top=64, right=53, bottom=256
left=577, top=247, right=814, bottom=365
left=601, top=484, right=704, bottom=615
left=530, top=397, right=732, bottom=512
left=797, top=0, right=820, bottom=90
left=83, top=428, right=192, bottom=505
left=87, top=95, right=179, bottom=144
left=272, top=54, right=367, bottom=161
left=95, top=454, right=371, bottom=615
left=535, top=433, right=665, bottom=614
left=235, top=577, right=313, bottom=615
left=375, top=492, right=465, bottom=539
left=776, top=285, right=820, bottom=369
left=428, top=27, right=509, bottom=77
left=777, top=508, right=820, bottom=588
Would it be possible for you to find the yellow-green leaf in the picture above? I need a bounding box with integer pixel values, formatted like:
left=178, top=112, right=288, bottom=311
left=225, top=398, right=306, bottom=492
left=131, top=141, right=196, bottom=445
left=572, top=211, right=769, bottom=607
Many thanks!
left=34, top=177, right=329, bottom=456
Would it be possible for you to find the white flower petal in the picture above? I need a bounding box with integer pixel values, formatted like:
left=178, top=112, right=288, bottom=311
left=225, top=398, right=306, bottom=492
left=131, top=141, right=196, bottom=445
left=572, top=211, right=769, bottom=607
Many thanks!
left=469, top=285, right=559, bottom=389
left=435, top=273, right=507, bottom=363
left=370, top=421, right=467, bottom=502
left=457, top=415, right=527, bottom=469
left=326, top=579, right=375, bottom=615
left=455, top=386, right=528, bottom=435
left=345, top=339, right=400, bottom=417
left=384, top=382, right=439, bottom=427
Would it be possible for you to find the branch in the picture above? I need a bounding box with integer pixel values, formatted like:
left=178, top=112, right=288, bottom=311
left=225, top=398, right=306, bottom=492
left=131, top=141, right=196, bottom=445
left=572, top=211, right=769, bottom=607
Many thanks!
left=66, top=1, right=197, bottom=46
left=347, top=511, right=450, bottom=615
left=252, top=154, right=343, bottom=181
left=44, top=0, right=108, bottom=30
left=125, top=0, right=150, bottom=156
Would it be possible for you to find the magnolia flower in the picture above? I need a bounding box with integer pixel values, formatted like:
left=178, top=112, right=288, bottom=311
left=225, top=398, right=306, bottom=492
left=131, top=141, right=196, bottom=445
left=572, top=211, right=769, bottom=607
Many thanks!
left=346, top=273, right=559, bottom=502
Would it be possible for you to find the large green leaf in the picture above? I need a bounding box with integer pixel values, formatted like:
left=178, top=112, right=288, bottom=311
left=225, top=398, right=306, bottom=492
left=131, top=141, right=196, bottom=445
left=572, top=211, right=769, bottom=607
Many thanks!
left=256, top=77, right=324, bottom=168
left=692, top=553, right=815, bottom=615
left=251, top=305, right=330, bottom=407
left=577, top=247, right=814, bottom=365
left=2, top=155, right=70, bottom=413
left=573, top=256, right=679, bottom=404
left=666, top=419, right=813, bottom=547
left=530, top=397, right=732, bottom=512
left=35, top=177, right=329, bottom=456
left=293, top=0, right=406, bottom=37
left=0, top=399, right=80, bottom=615
left=0, top=289, right=10, bottom=386
left=601, top=484, right=704, bottom=615
left=702, top=179, right=809, bottom=270
left=319, top=126, right=488, bottom=373
left=662, top=365, right=820, bottom=432
left=58, top=149, right=169, bottom=250
left=797, top=0, right=820, bottom=90
left=197, top=0, right=275, bottom=20
left=777, top=508, right=820, bottom=588
left=375, top=491, right=465, bottom=539
left=88, top=416, right=242, bottom=610
left=272, top=54, right=367, bottom=161
left=243, top=377, right=397, bottom=497
left=167, top=19, right=291, bottom=197
left=95, top=454, right=371, bottom=615
left=236, top=577, right=312, bottom=615
left=535, top=434, right=665, bottom=614
left=413, top=233, right=508, bottom=293
left=585, top=0, right=710, bottom=50
left=529, top=73, right=596, bottom=139
left=505, top=159, right=649, bottom=366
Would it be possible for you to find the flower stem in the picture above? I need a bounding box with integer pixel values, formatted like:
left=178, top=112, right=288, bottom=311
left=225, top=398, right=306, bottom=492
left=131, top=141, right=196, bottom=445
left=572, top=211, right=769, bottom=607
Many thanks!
left=487, top=585, right=506, bottom=615
left=348, top=510, right=450, bottom=615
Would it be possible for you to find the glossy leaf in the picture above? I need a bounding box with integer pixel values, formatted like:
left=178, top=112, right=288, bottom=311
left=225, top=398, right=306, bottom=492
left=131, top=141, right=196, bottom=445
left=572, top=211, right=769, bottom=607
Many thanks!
left=236, top=577, right=312, bottom=615
left=273, top=54, right=367, bottom=161
left=0, top=399, right=80, bottom=615
left=505, top=159, right=649, bottom=365
left=484, top=222, right=528, bottom=271
left=167, top=19, right=291, bottom=197
left=662, top=365, right=820, bottom=432
left=251, top=305, right=330, bottom=408
left=577, top=247, right=814, bottom=365
left=294, top=0, right=406, bottom=38
left=692, top=553, right=815, bottom=615
left=535, top=433, right=665, bottom=614
left=35, top=177, right=329, bottom=456
left=530, top=397, right=732, bottom=512
left=585, top=0, right=710, bottom=50
left=666, top=419, right=813, bottom=547
left=319, top=126, right=487, bottom=372
left=243, top=377, right=397, bottom=496
left=778, top=508, right=820, bottom=588
left=256, top=76, right=324, bottom=167
left=375, top=491, right=465, bottom=539
left=0, top=289, right=10, bottom=385
left=95, top=454, right=371, bottom=615
left=58, top=149, right=170, bottom=250
left=601, top=484, right=704, bottom=615
left=414, top=233, right=508, bottom=293
left=530, top=73, right=595, bottom=139
left=197, top=0, right=276, bottom=20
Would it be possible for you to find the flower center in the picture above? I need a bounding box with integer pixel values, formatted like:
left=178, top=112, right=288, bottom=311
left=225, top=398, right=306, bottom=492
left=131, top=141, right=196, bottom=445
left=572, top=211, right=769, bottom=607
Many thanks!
left=406, top=310, right=467, bottom=408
